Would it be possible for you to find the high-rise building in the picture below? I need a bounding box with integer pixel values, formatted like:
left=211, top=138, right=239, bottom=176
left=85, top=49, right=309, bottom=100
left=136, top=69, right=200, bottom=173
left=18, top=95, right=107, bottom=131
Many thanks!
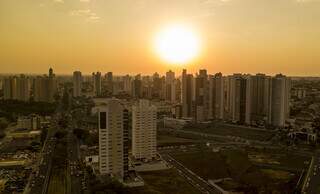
left=268, top=74, right=291, bottom=127
left=92, top=72, right=102, bottom=96
left=49, top=67, right=54, bottom=77
left=175, top=79, right=181, bottom=103
left=181, top=69, right=194, bottom=118
left=106, top=72, right=113, bottom=82
left=132, top=100, right=157, bottom=161
left=105, top=72, right=113, bottom=94
left=228, top=74, right=251, bottom=124
left=33, top=69, right=57, bottom=102
left=98, top=99, right=129, bottom=181
left=144, top=76, right=154, bottom=99
left=16, top=74, right=31, bottom=101
left=3, top=76, right=16, bottom=100
left=152, top=73, right=164, bottom=99
left=123, top=75, right=132, bottom=94
left=209, top=73, right=224, bottom=120
left=132, top=75, right=142, bottom=98
left=165, top=70, right=176, bottom=103
left=250, top=74, right=271, bottom=125
left=73, top=71, right=82, bottom=97
left=195, top=69, right=209, bottom=122
left=3, top=75, right=31, bottom=101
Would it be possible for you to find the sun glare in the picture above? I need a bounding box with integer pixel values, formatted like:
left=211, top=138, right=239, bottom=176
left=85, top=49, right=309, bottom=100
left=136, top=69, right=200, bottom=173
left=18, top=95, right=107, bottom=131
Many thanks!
left=154, top=24, right=200, bottom=65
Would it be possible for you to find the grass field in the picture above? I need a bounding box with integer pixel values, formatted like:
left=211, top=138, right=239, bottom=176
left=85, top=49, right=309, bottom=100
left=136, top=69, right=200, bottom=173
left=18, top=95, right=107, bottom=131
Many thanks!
left=130, top=170, right=199, bottom=194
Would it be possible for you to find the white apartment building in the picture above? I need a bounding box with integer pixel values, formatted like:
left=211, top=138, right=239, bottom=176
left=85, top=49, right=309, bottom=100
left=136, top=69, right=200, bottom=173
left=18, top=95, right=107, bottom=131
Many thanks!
left=268, top=74, right=291, bottom=127
left=132, top=100, right=157, bottom=161
left=98, top=99, right=129, bottom=181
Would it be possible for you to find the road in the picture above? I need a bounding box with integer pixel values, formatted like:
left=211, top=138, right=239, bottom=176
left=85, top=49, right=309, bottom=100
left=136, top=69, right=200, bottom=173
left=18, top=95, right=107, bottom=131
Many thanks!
left=26, top=97, right=65, bottom=194
left=24, top=91, right=90, bottom=194
left=303, top=150, right=320, bottom=194
left=67, top=101, right=89, bottom=194
left=67, top=128, right=85, bottom=194
left=27, top=130, right=57, bottom=194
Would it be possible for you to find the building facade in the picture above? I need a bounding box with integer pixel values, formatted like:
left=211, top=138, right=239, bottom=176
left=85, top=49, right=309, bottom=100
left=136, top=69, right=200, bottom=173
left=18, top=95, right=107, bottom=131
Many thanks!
left=268, top=74, right=291, bottom=127
left=98, top=99, right=129, bottom=181
left=33, top=73, right=57, bottom=103
left=165, top=70, right=176, bottom=103
left=92, top=72, right=102, bottom=97
left=132, top=100, right=157, bottom=161
left=209, top=73, right=224, bottom=120
left=73, top=71, right=82, bottom=97
left=3, top=75, right=31, bottom=101
left=181, top=69, right=194, bottom=118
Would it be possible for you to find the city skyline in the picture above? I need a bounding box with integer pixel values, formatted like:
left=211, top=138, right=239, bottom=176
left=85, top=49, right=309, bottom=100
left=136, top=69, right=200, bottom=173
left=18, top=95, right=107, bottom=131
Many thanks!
left=1, top=1, right=320, bottom=193
left=1, top=0, right=320, bottom=76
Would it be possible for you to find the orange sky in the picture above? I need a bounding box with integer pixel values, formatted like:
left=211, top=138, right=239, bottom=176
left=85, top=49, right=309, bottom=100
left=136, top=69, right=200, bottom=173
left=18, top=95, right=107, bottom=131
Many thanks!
left=0, top=0, right=320, bottom=76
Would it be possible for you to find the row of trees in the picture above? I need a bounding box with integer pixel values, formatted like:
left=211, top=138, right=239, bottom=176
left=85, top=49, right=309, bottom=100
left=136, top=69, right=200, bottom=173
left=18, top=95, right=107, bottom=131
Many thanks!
left=0, top=100, right=57, bottom=122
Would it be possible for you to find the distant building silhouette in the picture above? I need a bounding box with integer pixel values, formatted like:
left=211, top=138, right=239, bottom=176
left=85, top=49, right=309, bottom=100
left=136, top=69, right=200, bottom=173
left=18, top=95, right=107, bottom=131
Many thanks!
left=73, top=71, right=82, bottom=97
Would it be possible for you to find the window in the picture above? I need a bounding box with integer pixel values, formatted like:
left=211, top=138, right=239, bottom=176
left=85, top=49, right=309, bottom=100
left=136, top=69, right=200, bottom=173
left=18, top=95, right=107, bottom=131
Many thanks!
left=100, top=112, right=107, bottom=129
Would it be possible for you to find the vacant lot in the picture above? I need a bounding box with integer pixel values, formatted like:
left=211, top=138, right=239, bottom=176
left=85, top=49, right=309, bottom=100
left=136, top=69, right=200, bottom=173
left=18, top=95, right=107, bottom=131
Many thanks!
left=157, top=134, right=197, bottom=147
left=247, top=147, right=310, bottom=170
left=183, top=123, right=275, bottom=141
left=171, top=149, right=300, bottom=194
left=130, top=169, right=199, bottom=194
left=261, top=169, right=294, bottom=180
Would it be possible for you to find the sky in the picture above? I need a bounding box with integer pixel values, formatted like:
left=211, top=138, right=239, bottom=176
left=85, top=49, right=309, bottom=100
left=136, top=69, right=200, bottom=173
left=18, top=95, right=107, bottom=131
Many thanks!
left=0, top=0, right=320, bottom=76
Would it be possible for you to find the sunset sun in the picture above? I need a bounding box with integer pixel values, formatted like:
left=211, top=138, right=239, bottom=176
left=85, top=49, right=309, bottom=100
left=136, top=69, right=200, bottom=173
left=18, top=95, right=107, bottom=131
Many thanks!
left=154, top=24, right=200, bottom=65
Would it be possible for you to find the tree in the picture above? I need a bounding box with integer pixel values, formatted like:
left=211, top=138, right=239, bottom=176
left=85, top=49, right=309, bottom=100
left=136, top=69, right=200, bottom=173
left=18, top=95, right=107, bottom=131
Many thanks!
left=58, top=117, right=68, bottom=129
left=55, top=130, right=67, bottom=139
left=41, top=128, right=48, bottom=144
left=73, top=128, right=89, bottom=139
left=0, top=118, right=8, bottom=130
left=312, top=117, right=320, bottom=133
left=0, top=131, right=5, bottom=139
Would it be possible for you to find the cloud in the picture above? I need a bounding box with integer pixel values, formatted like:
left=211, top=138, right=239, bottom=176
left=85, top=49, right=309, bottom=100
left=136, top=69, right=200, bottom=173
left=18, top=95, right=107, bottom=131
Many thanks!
left=53, top=0, right=64, bottom=3
left=70, top=9, right=91, bottom=16
left=296, top=0, right=319, bottom=2
left=200, top=0, right=230, bottom=4
left=69, top=9, right=100, bottom=22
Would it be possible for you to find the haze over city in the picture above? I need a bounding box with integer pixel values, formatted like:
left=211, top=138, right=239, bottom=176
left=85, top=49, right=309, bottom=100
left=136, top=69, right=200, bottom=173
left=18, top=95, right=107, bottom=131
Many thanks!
left=1, top=0, right=320, bottom=75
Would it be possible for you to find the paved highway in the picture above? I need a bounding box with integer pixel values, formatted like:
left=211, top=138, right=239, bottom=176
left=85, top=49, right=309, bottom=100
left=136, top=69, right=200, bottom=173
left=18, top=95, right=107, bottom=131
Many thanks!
left=27, top=131, right=57, bottom=194
left=26, top=97, right=65, bottom=194
left=303, top=150, right=320, bottom=194
left=67, top=102, right=90, bottom=194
